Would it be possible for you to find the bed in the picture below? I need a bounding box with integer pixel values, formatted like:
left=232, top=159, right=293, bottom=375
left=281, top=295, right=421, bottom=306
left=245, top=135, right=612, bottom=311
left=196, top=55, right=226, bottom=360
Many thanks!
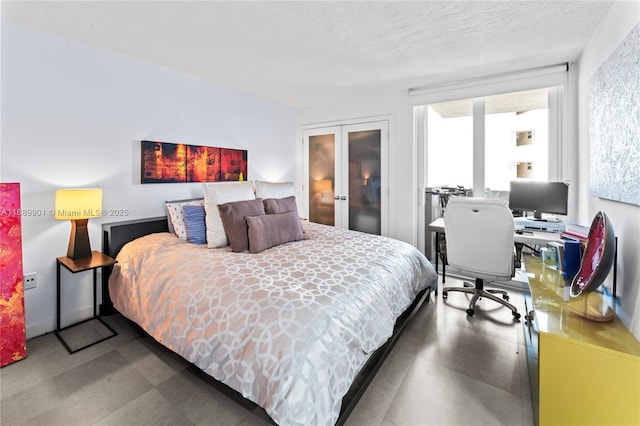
left=101, top=216, right=437, bottom=426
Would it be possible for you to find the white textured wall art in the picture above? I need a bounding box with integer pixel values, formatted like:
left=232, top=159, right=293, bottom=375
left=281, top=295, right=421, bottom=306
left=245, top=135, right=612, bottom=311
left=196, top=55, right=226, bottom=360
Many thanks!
left=589, top=23, right=640, bottom=206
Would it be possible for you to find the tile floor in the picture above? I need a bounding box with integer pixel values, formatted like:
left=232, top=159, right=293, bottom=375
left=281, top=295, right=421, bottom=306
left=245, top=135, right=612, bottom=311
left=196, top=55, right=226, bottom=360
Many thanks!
left=0, top=277, right=534, bottom=426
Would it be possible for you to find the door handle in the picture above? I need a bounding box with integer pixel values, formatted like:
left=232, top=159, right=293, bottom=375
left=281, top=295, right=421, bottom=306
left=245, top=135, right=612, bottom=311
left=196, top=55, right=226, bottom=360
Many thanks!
left=334, top=196, right=340, bottom=200
left=340, top=196, right=347, bottom=200
left=525, top=310, right=535, bottom=324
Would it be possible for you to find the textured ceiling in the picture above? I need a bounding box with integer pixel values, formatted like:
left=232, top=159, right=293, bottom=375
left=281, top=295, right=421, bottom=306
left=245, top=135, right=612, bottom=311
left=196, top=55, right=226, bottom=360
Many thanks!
left=2, top=1, right=612, bottom=107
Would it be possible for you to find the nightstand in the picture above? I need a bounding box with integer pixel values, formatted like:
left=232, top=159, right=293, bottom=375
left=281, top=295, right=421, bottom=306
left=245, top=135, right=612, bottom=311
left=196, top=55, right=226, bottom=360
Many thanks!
left=55, top=251, right=118, bottom=354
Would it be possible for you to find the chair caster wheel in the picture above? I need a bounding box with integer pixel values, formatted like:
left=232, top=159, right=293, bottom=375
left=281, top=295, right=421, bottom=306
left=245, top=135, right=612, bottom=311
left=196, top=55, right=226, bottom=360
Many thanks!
left=513, top=312, right=521, bottom=319
left=503, top=295, right=509, bottom=301
left=466, top=309, right=474, bottom=317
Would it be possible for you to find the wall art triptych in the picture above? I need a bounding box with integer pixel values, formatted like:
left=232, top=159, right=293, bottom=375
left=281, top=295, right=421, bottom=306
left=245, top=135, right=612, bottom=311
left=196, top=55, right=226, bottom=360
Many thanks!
left=141, top=140, right=248, bottom=184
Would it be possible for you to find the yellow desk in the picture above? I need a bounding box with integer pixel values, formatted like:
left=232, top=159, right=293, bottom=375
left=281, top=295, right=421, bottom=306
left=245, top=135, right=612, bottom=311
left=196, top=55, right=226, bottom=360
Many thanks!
left=523, top=254, right=640, bottom=426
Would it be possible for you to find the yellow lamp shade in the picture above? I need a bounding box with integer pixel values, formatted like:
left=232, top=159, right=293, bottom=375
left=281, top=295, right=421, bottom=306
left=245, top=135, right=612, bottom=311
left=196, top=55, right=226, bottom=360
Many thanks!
left=55, top=189, right=102, bottom=220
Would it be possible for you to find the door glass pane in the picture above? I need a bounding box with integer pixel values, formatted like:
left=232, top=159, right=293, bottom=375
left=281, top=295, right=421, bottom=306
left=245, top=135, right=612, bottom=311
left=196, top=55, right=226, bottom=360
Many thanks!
left=427, top=99, right=473, bottom=189
left=308, top=134, right=335, bottom=226
left=485, top=88, right=549, bottom=196
left=348, top=130, right=381, bottom=235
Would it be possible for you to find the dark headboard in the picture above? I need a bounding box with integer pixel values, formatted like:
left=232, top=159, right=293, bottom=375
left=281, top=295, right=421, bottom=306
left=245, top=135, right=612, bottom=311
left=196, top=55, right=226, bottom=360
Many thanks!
left=100, top=216, right=169, bottom=315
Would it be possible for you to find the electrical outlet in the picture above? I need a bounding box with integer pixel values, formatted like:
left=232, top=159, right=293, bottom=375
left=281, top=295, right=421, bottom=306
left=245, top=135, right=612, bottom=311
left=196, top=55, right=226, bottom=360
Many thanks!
left=24, top=273, right=37, bottom=290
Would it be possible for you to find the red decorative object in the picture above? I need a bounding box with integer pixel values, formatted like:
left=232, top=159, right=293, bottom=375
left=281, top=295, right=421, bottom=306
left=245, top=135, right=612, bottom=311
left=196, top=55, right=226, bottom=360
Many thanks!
left=1, top=182, right=27, bottom=367
left=141, top=141, right=247, bottom=184
left=570, top=211, right=616, bottom=297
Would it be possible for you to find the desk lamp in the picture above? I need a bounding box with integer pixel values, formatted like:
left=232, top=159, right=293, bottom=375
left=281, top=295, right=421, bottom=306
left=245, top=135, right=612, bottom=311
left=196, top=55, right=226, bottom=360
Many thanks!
left=55, top=188, right=102, bottom=260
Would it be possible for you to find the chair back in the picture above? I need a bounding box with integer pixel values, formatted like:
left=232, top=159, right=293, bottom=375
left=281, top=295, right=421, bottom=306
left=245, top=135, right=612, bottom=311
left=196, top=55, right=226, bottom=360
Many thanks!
left=443, top=197, right=515, bottom=281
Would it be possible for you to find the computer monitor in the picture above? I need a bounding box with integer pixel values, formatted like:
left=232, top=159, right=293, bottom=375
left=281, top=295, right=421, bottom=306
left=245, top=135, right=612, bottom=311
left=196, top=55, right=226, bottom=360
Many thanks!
left=508, top=181, right=568, bottom=220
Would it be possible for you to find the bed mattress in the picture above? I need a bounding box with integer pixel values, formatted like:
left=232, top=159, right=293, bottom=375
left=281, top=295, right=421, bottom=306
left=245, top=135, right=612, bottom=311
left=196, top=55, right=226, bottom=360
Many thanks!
left=108, top=221, right=436, bottom=425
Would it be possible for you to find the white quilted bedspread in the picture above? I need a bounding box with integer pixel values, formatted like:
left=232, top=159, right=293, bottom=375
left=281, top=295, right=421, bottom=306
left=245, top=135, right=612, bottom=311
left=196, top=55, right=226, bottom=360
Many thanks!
left=109, top=221, right=436, bottom=425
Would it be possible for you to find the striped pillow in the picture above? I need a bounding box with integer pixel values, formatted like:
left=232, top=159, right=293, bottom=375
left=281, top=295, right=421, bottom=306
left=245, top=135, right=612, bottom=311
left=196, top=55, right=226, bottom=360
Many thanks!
left=166, top=198, right=204, bottom=240
left=182, top=205, right=206, bottom=244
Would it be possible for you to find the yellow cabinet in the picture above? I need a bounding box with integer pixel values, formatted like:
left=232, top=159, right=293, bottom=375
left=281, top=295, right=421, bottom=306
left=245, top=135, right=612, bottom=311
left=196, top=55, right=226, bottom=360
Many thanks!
left=524, top=255, right=640, bottom=425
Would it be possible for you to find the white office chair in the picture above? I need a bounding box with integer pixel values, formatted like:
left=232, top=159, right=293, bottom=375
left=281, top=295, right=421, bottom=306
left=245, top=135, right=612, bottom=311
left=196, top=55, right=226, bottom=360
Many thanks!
left=442, top=197, right=521, bottom=319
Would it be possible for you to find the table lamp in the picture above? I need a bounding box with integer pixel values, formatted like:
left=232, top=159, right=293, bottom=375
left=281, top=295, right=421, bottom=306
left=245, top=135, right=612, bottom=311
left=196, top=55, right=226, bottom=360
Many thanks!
left=313, top=179, right=332, bottom=195
left=55, top=188, right=102, bottom=260
left=313, top=179, right=333, bottom=204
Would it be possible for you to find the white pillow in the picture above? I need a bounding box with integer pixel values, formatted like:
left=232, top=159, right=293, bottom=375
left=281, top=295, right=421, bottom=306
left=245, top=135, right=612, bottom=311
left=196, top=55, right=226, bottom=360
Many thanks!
left=204, top=181, right=255, bottom=248
left=254, top=181, right=295, bottom=199
left=165, top=198, right=204, bottom=240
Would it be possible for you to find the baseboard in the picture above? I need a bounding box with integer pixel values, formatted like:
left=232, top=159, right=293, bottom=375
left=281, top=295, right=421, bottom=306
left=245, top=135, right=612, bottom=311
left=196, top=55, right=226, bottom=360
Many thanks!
left=26, top=306, right=95, bottom=340
left=26, top=320, right=54, bottom=340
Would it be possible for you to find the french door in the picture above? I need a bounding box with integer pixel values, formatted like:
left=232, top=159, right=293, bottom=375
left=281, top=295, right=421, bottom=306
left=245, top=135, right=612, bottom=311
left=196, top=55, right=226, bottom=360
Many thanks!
left=302, top=121, right=389, bottom=236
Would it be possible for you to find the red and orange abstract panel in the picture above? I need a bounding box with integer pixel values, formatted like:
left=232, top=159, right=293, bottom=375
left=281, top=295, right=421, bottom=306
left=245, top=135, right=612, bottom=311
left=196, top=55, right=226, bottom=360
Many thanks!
left=187, top=145, right=220, bottom=183
left=142, top=141, right=247, bottom=184
left=220, top=148, right=248, bottom=182
left=1, top=182, right=27, bottom=367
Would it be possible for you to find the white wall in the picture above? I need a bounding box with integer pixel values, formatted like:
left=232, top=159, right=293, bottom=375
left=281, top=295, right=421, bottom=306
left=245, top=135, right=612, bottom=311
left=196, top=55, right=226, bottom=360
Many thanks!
left=576, top=2, right=640, bottom=338
left=1, top=23, right=297, bottom=338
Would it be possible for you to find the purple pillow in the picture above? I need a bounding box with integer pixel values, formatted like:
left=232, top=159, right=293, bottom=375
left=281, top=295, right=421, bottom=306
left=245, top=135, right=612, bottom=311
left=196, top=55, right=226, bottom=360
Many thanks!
left=246, top=211, right=304, bottom=253
left=263, top=196, right=298, bottom=214
left=218, top=198, right=266, bottom=252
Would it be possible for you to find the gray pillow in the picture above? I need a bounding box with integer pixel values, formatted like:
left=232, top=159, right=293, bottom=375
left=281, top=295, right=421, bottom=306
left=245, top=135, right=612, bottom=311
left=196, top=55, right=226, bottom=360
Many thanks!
left=263, top=196, right=298, bottom=214
left=218, top=198, right=266, bottom=252
left=246, top=211, right=304, bottom=253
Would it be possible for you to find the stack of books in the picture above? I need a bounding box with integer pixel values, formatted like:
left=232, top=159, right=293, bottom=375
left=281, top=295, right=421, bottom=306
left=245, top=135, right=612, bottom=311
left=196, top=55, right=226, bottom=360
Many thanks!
left=546, top=239, right=581, bottom=280
left=562, top=223, right=590, bottom=242
left=546, top=241, right=564, bottom=271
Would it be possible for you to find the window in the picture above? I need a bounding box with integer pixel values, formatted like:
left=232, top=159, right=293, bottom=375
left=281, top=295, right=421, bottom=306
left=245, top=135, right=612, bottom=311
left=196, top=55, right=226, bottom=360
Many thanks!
left=427, top=87, right=558, bottom=196
left=414, top=64, right=568, bottom=255
left=427, top=99, right=473, bottom=189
